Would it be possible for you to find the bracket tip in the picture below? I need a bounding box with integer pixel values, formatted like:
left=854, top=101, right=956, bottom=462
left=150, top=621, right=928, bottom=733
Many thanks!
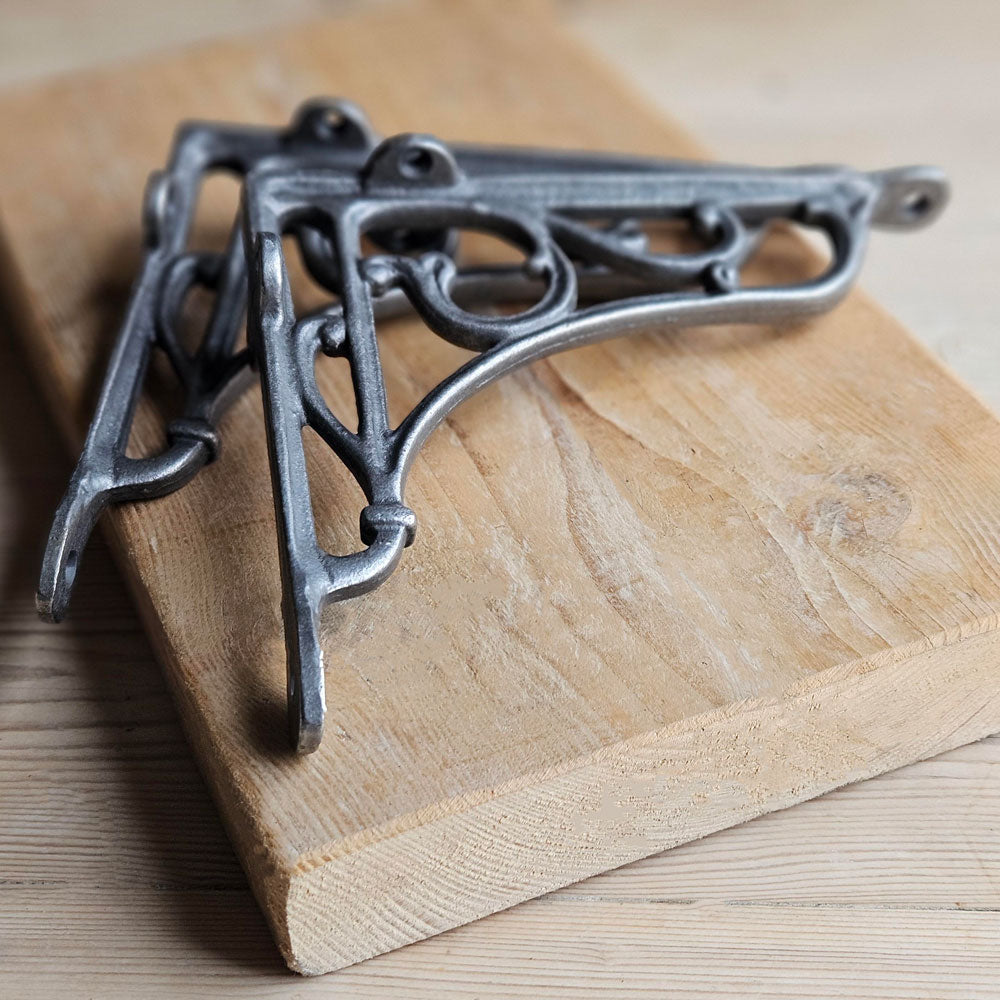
left=37, top=476, right=106, bottom=625
left=870, top=165, right=949, bottom=230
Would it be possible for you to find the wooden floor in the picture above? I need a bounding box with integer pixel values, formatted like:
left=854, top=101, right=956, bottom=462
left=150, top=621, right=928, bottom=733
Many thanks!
left=2, top=1, right=999, bottom=996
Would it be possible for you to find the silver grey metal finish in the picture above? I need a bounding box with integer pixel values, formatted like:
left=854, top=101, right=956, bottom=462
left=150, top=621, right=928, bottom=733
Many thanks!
left=244, top=133, right=946, bottom=752
left=37, top=99, right=948, bottom=754
left=36, top=98, right=378, bottom=625
left=36, top=100, right=694, bottom=625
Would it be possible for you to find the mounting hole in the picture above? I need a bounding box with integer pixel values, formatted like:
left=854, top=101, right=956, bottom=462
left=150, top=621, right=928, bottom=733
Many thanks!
left=323, top=108, right=345, bottom=131
left=398, top=146, right=435, bottom=180
left=900, top=189, right=933, bottom=221
left=312, top=107, right=349, bottom=142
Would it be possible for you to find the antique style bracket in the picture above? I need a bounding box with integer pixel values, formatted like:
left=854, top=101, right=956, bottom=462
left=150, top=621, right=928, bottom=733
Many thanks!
left=37, top=99, right=683, bottom=624
left=244, top=132, right=946, bottom=750
left=38, top=100, right=948, bottom=753
left=36, top=98, right=380, bottom=624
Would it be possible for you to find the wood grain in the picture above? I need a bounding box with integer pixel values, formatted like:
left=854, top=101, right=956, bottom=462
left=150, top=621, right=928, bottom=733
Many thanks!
left=5, top=321, right=1000, bottom=999
left=3, top=0, right=1000, bottom=976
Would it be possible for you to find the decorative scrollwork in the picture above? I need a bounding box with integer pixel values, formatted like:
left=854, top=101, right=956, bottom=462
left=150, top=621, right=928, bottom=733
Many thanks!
left=37, top=101, right=682, bottom=625
left=244, top=131, right=947, bottom=751
left=36, top=98, right=380, bottom=624
left=38, top=99, right=948, bottom=754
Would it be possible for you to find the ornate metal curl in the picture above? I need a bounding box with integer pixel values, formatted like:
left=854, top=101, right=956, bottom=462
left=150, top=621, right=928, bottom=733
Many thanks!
left=37, top=98, right=698, bottom=625
left=36, top=98, right=947, bottom=752
left=36, top=98, right=384, bottom=623
left=244, top=132, right=947, bottom=751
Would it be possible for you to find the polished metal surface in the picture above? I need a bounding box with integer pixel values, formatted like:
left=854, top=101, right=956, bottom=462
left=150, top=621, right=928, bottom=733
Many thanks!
left=38, top=99, right=949, bottom=752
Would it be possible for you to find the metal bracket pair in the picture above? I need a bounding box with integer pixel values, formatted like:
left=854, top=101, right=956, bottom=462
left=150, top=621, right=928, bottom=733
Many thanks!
left=38, top=98, right=948, bottom=752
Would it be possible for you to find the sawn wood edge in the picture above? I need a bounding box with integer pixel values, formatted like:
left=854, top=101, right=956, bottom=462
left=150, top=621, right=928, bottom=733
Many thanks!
left=264, top=623, right=1000, bottom=972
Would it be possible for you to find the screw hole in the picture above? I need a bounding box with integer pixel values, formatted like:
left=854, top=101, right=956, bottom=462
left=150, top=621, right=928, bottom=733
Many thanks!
left=398, top=146, right=435, bottom=180
left=313, top=107, right=349, bottom=142
left=901, top=189, right=932, bottom=220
